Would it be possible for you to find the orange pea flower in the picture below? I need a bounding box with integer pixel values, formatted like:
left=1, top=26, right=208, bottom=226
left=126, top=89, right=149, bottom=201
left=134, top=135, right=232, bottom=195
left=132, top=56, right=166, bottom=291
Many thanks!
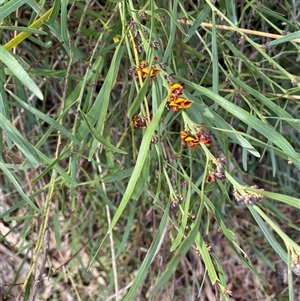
left=168, top=97, right=193, bottom=111
left=180, top=130, right=199, bottom=148
left=181, top=126, right=213, bottom=148
left=136, top=61, right=159, bottom=80
left=167, top=83, right=193, bottom=111
left=169, top=83, right=184, bottom=98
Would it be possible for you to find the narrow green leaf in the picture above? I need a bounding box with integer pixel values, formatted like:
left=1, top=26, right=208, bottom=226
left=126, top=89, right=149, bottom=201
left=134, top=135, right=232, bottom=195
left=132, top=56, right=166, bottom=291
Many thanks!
left=247, top=188, right=300, bottom=208
left=88, top=98, right=168, bottom=270
left=0, top=162, right=41, bottom=213
left=269, top=31, right=300, bottom=46
left=4, top=215, right=35, bottom=221
left=8, top=90, right=81, bottom=145
left=237, top=0, right=257, bottom=25
left=123, top=203, right=170, bottom=301
left=131, top=153, right=149, bottom=200
left=162, top=0, right=179, bottom=62
left=79, top=110, right=127, bottom=154
left=202, top=186, right=268, bottom=284
left=77, top=45, right=123, bottom=140
left=195, top=232, right=219, bottom=283
left=0, top=111, right=40, bottom=167
left=116, top=202, right=136, bottom=257
left=150, top=202, right=206, bottom=295
left=48, top=0, right=61, bottom=23
left=54, top=201, right=61, bottom=250
left=220, top=0, right=237, bottom=24
left=0, top=0, right=28, bottom=19
left=109, top=98, right=167, bottom=230
left=184, top=4, right=210, bottom=43
left=0, top=81, right=12, bottom=148
left=171, top=169, right=191, bottom=251
left=60, top=0, right=68, bottom=44
left=0, top=45, right=43, bottom=100
left=228, top=75, right=300, bottom=133
left=211, top=254, right=231, bottom=301
left=128, top=75, right=151, bottom=118
left=102, top=167, right=134, bottom=183
left=32, top=147, right=77, bottom=186
left=0, top=26, right=47, bottom=34
left=249, top=206, right=288, bottom=265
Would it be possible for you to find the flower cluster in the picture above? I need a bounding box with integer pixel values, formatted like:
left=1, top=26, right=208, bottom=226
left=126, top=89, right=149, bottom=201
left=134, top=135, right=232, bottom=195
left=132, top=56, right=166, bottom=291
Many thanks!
left=135, top=60, right=159, bottom=81
left=171, top=193, right=184, bottom=208
left=167, top=83, right=193, bottom=111
left=127, top=18, right=161, bottom=53
left=206, top=156, right=226, bottom=183
left=181, top=126, right=213, bottom=148
left=233, top=185, right=264, bottom=205
left=131, top=114, right=148, bottom=129
left=180, top=130, right=199, bottom=148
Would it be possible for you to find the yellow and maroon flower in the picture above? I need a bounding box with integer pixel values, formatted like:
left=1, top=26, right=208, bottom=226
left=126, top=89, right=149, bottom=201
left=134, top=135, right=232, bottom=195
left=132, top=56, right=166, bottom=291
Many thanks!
left=181, top=126, right=213, bottom=148
left=169, top=83, right=184, bottom=99
left=168, top=97, right=193, bottom=111
left=180, top=130, right=188, bottom=142
left=136, top=61, right=159, bottom=81
left=180, top=130, right=199, bottom=148
left=167, top=83, right=193, bottom=111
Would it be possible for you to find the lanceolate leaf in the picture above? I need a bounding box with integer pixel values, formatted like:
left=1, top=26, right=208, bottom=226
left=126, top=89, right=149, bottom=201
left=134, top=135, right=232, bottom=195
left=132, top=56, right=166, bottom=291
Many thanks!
left=0, top=112, right=40, bottom=167
left=0, top=161, right=41, bottom=213
left=0, top=0, right=28, bottom=19
left=79, top=110, right=127, bottom=154
left=8, top=90, right=81, bottom=145
left=123, top=203, right=170, bottom=301
left=0, top=45, right=43, bottom=100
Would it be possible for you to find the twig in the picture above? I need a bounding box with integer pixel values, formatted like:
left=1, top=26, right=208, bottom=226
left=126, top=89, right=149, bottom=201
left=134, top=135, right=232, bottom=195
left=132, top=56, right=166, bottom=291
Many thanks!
left=29, top=227, right=49, bottom=301
left=27, top=42, right=64, bottom=72
left=106, top=204, right=120, bottom=301
left=178, top=20, right=300, bottom=43
left=95, top=149, right=120, bottom=301
left=105, top=280, right=134, bottom=301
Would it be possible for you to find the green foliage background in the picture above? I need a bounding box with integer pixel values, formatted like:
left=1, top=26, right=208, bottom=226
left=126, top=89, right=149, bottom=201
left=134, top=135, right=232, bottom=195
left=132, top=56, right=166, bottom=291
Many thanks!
left=0, top=0, right=299, bottom=300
